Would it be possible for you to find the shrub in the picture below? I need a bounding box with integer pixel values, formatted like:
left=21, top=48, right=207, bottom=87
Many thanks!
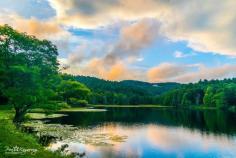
left=68, top=98, right=88, bottom=107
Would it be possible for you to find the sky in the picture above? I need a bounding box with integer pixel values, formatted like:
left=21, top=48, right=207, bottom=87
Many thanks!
left=0, top=0, right=236, bottom=83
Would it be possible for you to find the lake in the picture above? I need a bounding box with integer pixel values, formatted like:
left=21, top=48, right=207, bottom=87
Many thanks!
left=43, top=107, right=236, bottom=158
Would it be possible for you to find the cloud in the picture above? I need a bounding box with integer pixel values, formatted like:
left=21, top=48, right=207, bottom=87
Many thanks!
left=0, top=0, right=55, bottom=19
left=0, top=10, right=65, bottom=39
left=147, top=63, right=191, bottom=82
left=0, top=9, right=88, bottom=55
left=103, top=19, right=160, bottom=65
left=174, top=51, right=196, bottom=58
left=60, top=57, right=144, bottom=81
left=61, top=19, right=159, bottom=81
left=2, top=0, right=236, bottom=82
left=176, top=64, right=236, bottom=83
left=148, top=63, right=236, bottom=83
left=48, top=0, right=236, bottom=81
left=48, top=0, right=236, bottom=56
left=160, top=0, right=236, bottom=56
left=47, top=0, right=167, bottom=28
left=1, top=2, right=161, bottom=81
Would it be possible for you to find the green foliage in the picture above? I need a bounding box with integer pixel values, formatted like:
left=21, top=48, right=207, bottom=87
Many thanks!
left=0, top=25, right=61, bottom=122
left=68, top=98, right=88, bottom=107
left=214, top=92, right=226, bottom=108
left=203, top=86, right=216, bottom=107
left=74, top=75, right=180, bottom=105
left=57, top=80, right=90, bottom=106
left=159, top=79, right=236, bottom=110
left=3, top=66, right=41, bottom=106
left=0, top=25, right=90, bottom=123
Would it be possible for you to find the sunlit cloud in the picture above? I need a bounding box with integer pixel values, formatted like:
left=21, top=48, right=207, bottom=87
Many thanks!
left=147, top=63, right=191, bottom=82
left=60, top=19, right=159, bottom=81
left=147, top=63, right=236, bottom=83
left=103, top=19, right=160, bottom=65
left=175, top=64, right=236, bottom=83
left=61, top=57, right=144, bottom=81
left=1, top=0, right=236, bottom=82
left=47, top=0, right=236, bottom=56
left=0, top=10, right=62, bottom=39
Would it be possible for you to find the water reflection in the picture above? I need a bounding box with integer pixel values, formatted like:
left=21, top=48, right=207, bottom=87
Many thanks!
left=46, top=108, right=236, bottom=158
left=50, top=108, right=236, bottom=135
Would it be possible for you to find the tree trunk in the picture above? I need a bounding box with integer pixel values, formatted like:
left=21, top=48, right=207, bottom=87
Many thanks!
left=13, top=108, right=27, bottom=124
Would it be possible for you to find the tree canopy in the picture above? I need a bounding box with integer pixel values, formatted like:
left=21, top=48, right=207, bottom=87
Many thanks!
left=158, top=79, right=236, bottom=110
left=0, top=25, right=90, bottom=123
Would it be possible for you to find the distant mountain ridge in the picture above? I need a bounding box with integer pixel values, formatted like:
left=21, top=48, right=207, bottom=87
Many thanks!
left=76, top=75, right=181, bottom=95
left=74, top=75, right=181, bottom=105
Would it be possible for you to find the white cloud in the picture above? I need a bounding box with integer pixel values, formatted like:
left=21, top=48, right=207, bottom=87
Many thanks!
left=147, top=63, right=191, bottom=82
left=176, top=64, right=236, bottom=83
left=174, top=51, right=196, bottom=58
left=47, top=0, right=236, bottom=56
left=103, top=19, right=160, bottom=65
left=148, top=63, right=236, bottom=83
left=61, top=19, right=160, bottom=80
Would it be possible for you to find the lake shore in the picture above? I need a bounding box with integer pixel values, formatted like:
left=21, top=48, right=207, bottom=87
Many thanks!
left=90, top=104, right=174, bottom=108
left=28, top=104, right=235, bottom=114
left=0, top=108, right=71, bottom=158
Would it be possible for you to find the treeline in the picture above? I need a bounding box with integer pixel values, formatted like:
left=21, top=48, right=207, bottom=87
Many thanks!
left=158, top=79, right=236, bottom=110
left=63, top=75, right=236, bottom=110
left=74, top=75, right=180, bottom=105
left=0, top=25, right=90, bottom=123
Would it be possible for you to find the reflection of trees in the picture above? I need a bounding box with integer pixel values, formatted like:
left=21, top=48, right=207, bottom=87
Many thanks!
left=204, top=110, right=236, bottom=135
left=49, top=108, right=236, bottom=135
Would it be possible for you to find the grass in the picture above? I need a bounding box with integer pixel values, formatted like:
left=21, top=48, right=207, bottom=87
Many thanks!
left=26, top=113, right=68, bottom=119
left=29, top=105, right=173, bottom=114
left=0, top=107, right=71, bottom=158
left=59, top=107, right=107, bottom=112
left=30, top=107, right=107, bottom=113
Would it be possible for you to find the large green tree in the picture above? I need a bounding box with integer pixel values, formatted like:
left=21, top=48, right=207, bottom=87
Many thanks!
left=0, top=25, right=60, bottom=123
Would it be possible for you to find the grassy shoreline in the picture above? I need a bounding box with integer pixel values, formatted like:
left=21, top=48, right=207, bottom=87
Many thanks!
left=29, top=105, right=173, bottom=113
left=28, top=104, right=231, bottom=114
left=0, top=108, right=71, bottom=158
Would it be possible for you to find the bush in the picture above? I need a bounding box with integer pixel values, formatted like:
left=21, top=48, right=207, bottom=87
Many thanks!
left=57, top=102, right=71, bottom=109
left=68, top=98, right=88, bottom=107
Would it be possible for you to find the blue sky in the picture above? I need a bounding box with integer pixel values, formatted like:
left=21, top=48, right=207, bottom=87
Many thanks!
left=0, top=0, right=236, bottom=83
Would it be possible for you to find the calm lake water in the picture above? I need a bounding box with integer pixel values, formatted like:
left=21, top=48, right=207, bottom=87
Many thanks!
left=46, top=107, right=236, bottom=158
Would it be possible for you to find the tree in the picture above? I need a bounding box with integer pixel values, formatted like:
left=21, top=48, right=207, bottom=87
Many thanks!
left=203, top=86, right=216, bottom=107
left=57, top=80, right=90, bottom=106
left=3, top=66, right=54, bottom=122
left=214, top=91, right=227, bottom=109
left=0, top=25, right=60, bottom=123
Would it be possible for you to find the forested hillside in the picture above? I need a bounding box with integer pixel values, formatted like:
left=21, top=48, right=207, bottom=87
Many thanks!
left=71, top=76, right=236, bottom=110
left=75, top=76, right=181, bottom=105
left=158, top=79, right=236, bottom=111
